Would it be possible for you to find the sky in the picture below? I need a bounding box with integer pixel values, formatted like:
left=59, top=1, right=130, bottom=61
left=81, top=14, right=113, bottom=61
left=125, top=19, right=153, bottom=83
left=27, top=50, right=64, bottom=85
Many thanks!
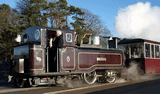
left=1, top=0, right=160, bottom=41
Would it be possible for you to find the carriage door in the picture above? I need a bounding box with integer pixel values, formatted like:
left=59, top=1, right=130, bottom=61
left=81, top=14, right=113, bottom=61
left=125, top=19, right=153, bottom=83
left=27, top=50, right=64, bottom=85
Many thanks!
left=61, top=47, right=75, bottom=71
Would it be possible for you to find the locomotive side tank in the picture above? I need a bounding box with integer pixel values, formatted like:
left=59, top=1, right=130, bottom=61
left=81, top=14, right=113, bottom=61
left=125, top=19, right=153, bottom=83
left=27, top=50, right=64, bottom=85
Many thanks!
left=9, top=26, right=125, bottom=87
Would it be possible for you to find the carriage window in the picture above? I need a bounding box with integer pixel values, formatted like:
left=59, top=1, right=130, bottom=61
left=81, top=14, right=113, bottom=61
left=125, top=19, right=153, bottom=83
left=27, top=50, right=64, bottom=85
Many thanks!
left=155, top=45, right=159, bottom=58
left=66, top=33, right=72, bottom=42
left=130, top=43, right=144, bottom=58
left=151, top=45, right=154, bottom=58
left=145, top=43, right=150, bottom=58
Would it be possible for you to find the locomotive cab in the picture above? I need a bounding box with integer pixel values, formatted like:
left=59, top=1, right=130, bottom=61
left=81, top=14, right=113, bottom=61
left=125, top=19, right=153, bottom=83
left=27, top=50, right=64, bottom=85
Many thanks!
left=47, top=29, right=75, bottom=72
left=16, top=26, right=75, bottom=73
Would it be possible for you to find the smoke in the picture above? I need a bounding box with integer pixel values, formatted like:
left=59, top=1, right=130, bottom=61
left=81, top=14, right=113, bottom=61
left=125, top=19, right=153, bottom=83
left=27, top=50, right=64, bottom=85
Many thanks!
left=56, top=77, right=84, bottom=88
left=115, top=2, right=160, bottom=41
left=127, top=62, right=142, bottom=80
left=114, top=78, right=127, bottom=83
left=56, top=78, right=73, bottom=88
left=124, top=62, right=155, bottom=81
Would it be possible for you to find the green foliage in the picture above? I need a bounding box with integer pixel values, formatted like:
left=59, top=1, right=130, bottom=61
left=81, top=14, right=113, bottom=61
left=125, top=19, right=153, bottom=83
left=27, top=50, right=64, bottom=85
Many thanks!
left=69, top=6, right=86, bottom=44
left=83, top=35, right=89, bottom=44
left=46, top=0, right=70, bottom=28
left=0, top=4, right=20, bottom=60
left=0, top=4, right=11, bottom=12
left=17, top=0, right=48, bottom=30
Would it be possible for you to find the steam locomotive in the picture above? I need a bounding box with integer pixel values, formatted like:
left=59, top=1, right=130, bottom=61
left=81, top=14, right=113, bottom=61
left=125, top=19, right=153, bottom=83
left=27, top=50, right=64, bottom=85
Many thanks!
left=7, top=26, right=125, bottom=87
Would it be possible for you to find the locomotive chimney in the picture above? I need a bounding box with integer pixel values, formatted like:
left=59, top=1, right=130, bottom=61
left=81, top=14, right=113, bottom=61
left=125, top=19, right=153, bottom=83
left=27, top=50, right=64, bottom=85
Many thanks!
left=108, top=37, right=119, bottom=48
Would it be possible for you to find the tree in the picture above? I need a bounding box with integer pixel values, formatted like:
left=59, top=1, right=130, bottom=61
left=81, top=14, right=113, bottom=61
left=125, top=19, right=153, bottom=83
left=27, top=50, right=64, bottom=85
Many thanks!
left=70, top=6, right=86, bottom=44
left=16, top=0, right=48, bottom=30
left=82, top=8, right=110, bottom=36
left=46, top=0, right=70, bottom=29
left=46, top=1, right=56, bottom=28
left=0, top=4, right=20, bottom=60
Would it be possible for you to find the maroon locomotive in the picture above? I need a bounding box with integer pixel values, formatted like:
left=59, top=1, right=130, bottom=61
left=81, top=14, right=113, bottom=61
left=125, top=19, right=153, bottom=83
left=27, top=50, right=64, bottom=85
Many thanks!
left=118, top=38, right=160, bottom=74
left=8, top=26, right=125, bottom=87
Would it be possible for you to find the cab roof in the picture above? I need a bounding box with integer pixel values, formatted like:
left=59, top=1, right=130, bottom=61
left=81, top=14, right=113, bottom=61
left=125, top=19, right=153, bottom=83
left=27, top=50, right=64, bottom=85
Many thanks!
left=118, top=38, right=160, bottom=44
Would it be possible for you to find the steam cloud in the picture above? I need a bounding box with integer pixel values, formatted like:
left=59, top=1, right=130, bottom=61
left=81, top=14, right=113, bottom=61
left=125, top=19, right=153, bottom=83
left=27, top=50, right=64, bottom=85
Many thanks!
left=115, top=2, right=160, bottom=41
left=56, top=77, right=84, bottom=88
left=121, top=62, right=155, bottom=81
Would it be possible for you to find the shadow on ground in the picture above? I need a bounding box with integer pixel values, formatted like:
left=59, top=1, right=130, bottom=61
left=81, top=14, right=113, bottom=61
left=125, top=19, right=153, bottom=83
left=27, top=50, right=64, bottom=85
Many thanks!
left=88, top=78, right=160, bottom=94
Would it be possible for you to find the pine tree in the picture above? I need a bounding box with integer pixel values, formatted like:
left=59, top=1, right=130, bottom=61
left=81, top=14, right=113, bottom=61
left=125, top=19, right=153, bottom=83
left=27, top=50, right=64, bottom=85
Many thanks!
left=46, top=0, right=70, bottom=29
left=0, top=4, right=20, bottom=60
left=70, top=6, right=86, bottom=44
left=17, top=0, right=48, bottom=30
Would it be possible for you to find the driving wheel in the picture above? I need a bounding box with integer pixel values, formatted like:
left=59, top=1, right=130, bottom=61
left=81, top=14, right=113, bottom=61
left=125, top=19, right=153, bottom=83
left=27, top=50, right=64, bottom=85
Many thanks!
left=106, top=77, right=116, bottom=83
left=84, top=71, right=97, bottom=84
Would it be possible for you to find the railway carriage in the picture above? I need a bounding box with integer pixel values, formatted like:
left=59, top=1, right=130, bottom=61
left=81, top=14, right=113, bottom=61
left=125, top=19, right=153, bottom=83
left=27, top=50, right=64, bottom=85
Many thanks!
left=118, top=38, right=160, bottom=74
left=8, top=26, right=125, bottom=87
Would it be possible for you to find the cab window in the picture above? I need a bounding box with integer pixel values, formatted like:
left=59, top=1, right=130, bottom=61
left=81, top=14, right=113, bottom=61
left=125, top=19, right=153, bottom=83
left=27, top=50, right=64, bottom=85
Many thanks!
left=66, top=33, right=72, bottom=42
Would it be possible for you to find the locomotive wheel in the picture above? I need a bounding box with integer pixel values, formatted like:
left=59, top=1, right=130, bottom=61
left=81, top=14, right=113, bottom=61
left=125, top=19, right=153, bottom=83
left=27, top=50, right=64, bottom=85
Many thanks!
left=84, top=71, right=97, bottom=84
left=106, top=77, right=116, bottom=83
